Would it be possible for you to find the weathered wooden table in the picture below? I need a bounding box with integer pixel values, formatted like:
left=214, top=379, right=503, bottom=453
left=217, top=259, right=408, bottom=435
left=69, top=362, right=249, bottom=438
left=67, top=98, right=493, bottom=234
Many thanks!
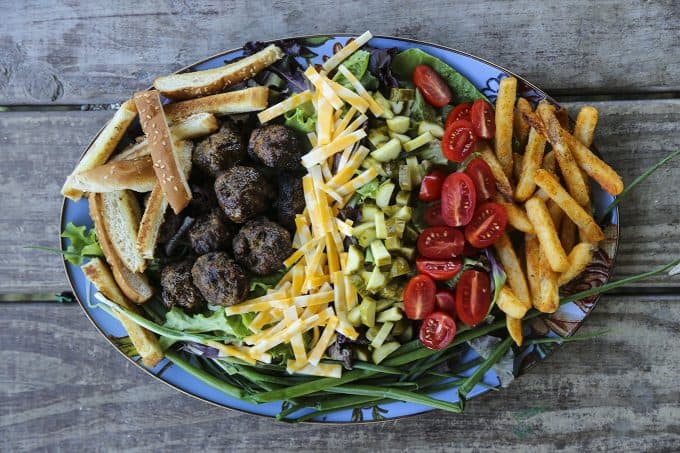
left=2, top=1, right=679, bottom=451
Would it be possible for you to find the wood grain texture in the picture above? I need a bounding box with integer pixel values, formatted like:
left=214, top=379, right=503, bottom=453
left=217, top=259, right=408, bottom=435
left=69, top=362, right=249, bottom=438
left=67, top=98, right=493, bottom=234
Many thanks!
left=1, top=295, right=679, bottom=451
left=0, top=0, right=678, bottom=104
left=1, top=100, right=678, bottom=293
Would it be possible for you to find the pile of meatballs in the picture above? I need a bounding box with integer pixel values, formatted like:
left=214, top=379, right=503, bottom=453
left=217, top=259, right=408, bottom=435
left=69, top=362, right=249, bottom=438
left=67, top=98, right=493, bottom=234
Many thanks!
left=159, top=121, right=306, bottom=315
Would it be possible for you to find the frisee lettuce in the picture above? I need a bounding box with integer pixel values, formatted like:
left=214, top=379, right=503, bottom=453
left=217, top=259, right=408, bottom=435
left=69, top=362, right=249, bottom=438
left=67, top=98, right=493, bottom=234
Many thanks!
left=34, top=222, right=104, bottom=265
left=163, top=307, right=255, bottom=339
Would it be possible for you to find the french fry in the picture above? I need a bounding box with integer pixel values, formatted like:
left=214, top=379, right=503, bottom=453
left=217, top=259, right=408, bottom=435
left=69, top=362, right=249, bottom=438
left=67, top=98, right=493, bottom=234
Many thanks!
left=496, top=286, right=529, bottom=319
left=493, top=233, right=531, bottom=308
left=537, top=243, right=560, bottom=313
left=547, top=199, right=564, bottom=231
left=525, top=196, right=570, bottom=272
left=574, top=106, right=598, bottom=147
left=506, top=316, right=523, bottom=346
left=560, top=217, right=578, bottom=254
left=536, top=103, right=590, bottom=207
left=512, top=152, right=523, bottom=182
left=542, top=150, right=558, bottom=177
left=478, top=143, right=513, bottom=199
left=515, top=127, right=547, bottom=201
left=533, top=169, right=605, bottom=243
left=494, top=77, right=517, bottom=177
left=558, top=243, right=595, bottom=286
left=513, top=97, right=532, bottom=146
left=524, top=234, right=541, bottom=308
left=563, top=131, right=624, bottom=196
left=493, top=196, right=534, bottom=234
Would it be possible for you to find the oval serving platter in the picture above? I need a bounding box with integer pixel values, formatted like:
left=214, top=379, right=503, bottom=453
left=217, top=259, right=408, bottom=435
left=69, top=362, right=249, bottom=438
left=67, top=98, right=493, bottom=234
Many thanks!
left=61, top=34, right=619, bottom=423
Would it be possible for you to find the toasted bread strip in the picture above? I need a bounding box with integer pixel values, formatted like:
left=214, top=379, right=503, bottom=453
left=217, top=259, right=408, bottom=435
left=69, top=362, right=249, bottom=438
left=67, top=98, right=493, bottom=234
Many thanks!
left=113, top=113, right=218, bottom=161
left=134, top=90, right=192, bottom=213
left=164, top=87, right=269, bottom=123
left=69, top=156, right=156, bottom=193
left=89, top=193, right=153, bottom=303
left=62, top=100, right=137, bottom=200
left=136, top=141, right=193, bottom=259
left=154, top=45, right=283, bottom=100
left=100, top=190, right=146, bottom=272
left=82, top=258, right=163, bottom=367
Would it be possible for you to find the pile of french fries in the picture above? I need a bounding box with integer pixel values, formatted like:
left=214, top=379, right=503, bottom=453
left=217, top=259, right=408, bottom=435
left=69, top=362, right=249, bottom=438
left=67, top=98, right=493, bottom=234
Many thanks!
left=480, top=77, right=624, bottom=346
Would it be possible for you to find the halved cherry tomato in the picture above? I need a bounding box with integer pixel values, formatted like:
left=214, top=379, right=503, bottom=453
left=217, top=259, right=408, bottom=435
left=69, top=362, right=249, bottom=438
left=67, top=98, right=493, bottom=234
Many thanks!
left=419, top=311, right=456, bottom=350
left=424, top=203, right=446, bottom=226
left=455, top=270, right=491, bottom=326
left=470, top=99, right=495, bottom=139
left=465, top=158, right=497, bottom=201
left=434, top=288, right=457, bottom=317
left=416, top=257, right=462, bottom=281
left=441, top=120, right=477, bottom=162
left=445, top=102, right=472, bottom=129
left=413, top=65, right=452, bottom=108
left=403, top=274, right=436, bottom=320
left=419, top=169, right=446, bottom=201
left=440, top=172, right=477, bottom=227
left=464, top=202, right=508, bottom=248
left=417, top=226, right=464, bottom=259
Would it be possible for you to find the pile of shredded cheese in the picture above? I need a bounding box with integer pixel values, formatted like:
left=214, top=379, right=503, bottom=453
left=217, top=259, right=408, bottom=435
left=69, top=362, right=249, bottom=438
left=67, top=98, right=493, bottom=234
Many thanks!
left=219, top=32, right=387, bottom=378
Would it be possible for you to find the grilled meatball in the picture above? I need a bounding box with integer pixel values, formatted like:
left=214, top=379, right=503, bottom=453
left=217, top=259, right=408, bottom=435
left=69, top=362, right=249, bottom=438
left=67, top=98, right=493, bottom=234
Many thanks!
left=248, top=124, right=302, bottom=170
left=188, top=183, right=218, bottom=216
left=160, top=259, right=206, bottom=314
left=191, top=252, right=249, bottom=306
left=192, top=121, right=246, bottom=178
left=274, top=173, right=305, bottom=230
left=157, top=209, right=182, bottom=244
left=214, top=166, right=276, bottom=223
left=188, top=209, right=234, bottom=254
left=233, top=217, right=292, bottom=275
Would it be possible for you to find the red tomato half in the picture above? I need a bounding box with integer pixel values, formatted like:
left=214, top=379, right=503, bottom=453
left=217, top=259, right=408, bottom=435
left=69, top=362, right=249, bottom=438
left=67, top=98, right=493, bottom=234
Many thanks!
left=417, top=226, right=464, bottom=259
left=470, top=99, right=495, bottom=139
left=435, top=289, right=457, bottom=317
left=416, top=257, right=463, bottom=281
left=455, top=270, right=491, bottom=326
left=413, top=65, right=452, bottom=108
left=419, top=169, right=446, bottom=201
left=445, top=102, right=472, bottom=129
left=441, top=120, right=477, bottom=162
left=424, top=203, right=446, bottom=226
left=403, top=274, right=436, bottom=320
left=464, top=202, right=508, bottom=248
left=465, top=158, right=497, bottom=201
left=441, top=172, right=477, bottom=227
left=419, top=312, right=456, bottom=350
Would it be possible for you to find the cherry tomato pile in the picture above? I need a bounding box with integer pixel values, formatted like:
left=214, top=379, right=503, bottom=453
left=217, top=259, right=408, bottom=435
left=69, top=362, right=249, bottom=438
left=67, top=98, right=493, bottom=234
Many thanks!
left=408, top=64, right=509, bottom=350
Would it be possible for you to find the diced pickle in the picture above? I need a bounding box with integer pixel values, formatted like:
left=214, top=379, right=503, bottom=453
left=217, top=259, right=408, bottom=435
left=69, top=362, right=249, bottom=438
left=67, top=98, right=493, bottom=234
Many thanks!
left=395, top=190, right=411, bottom=205
left=418, top=121, right=445, bottom=139
left=375, top=182, right=395, bottom=208
left=384, top=236, right=401, bottom=251
left=348, top=305, right=363, bottom=327
left=372, top=341, right=401, bottom=364
left=398, top=165, right=412, bottom=190
left=372, top=91, right=394, bottom=119
left=375, top=298, right=394, bottom=312
left=365, top=266, right=387, bottom=294
left=371, top=138, right=402, bottom=162
left=403, top=131, right=433, bottom=152
left=374, top=211, right=387, bottom=239
left=344, top=245, right=364, bottom=275
left=368, top=127, right=390, bottom=147
left=361, top=204, right=380, bottom=221
left=386, top=116, right=410, bottom=134
left=370, top=322, right=394, bottom=348
left=370, top=240, right=391, bottom=267
left=389, top=256, right=411, bottom=278
left=376, top=306, right=403, bottom=322
left=359, top=297, right=377, bottom=327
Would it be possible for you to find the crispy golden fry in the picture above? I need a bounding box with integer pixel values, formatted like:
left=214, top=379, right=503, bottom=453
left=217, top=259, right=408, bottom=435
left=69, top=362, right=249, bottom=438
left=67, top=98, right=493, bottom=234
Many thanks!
left=497, top=286, right=529, bottom=319
left=542, top=150, right=558, bottom=177
left=574, top=106, right=598, bottom=147
left=535, top=188, right=550, bottom=201
left=493, top=195, right=534, bottom=234
left=515, top=128, right=548, bottom=202
left=555, top=107, right=570, bottom=131
left=524, top=234, right=541, bottom=306
left=533, top=169, right=604, bottom=242
left=547, top=199, right=564, bottom=231
left=494, top=233, right=531, bottom=308
left=537, top=242, right=560, bottom=313
left=563, top=131, right=624, bottom=196
left=513, top=152, right=523, bottom=182
left=494, top=77, right=517, bottom=178
left=478, top=142, right=513, bottom=199
left=525, top=196, right=570, bottom=272
left=513, top=97, right=532, bottom=146
left=506, top=316, right=523, bottom=346
left=536, top=103, right=590, bottom=208
left=558, top=243, right=595, bottom=286
left=560, top=217, right=578, bottom=254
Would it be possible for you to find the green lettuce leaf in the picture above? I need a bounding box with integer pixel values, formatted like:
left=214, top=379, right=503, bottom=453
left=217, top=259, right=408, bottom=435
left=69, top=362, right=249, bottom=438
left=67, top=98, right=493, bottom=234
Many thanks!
left=284, top=101, right=317, bottom=134
left=60, top=222, right=103, bottom=265
left=248, top=269, right=287, bottom=298
left=332, top=50, right=370, bottom=87
left=163, top=307, right=253, bottom=339
left=410, top=88, right=437, bottom=123
left=354, top=178, right=381, bottom=203
left=391, top=48, right=487, bottom=104
left=416, top=139, right=448, bottom=166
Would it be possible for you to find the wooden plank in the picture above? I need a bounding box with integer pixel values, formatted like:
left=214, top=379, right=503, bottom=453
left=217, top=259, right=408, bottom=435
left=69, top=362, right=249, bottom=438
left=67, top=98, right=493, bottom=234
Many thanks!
left=1, top=99, right=678, bottom=294
left=0, top=0, right=678, bottom=104
left=1, top=295, right=679, bottom=450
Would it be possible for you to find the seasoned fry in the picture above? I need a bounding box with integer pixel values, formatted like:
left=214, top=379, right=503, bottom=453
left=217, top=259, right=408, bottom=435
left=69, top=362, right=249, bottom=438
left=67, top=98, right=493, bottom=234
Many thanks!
left=525, top=196, right=570, bottom=272
left=493, top=233, right=531, bottom=308
left=537, top=243, right=559, bottom=313
left=512, top=152, right=523, bottom=182
left=494, top=77, right=517, bottom=177
left=542, top=150, right=558, bottom=177
left=496, top=286, right=529, bottom=319
left=533, top=169, right=604, bottom=242
left=515, top=127, right=547, bottom=201
left=547, top=199, right=564, bottom=231
left=536, top=103, right=590, bottom=207
left=513, top=97, right=532, bottom=146
left=563, top=131, right=624, bottom=195
left=574, top=106, right=598, bottom=147
left=560, top=217, right=578, bottom=254
left=478, top=143, right=513, bottom=199
left=524, top=234, right=541, bottom=307
left=493, top=196, right=534, bottom=234
left=506, top=316, right=523, bottom=346
left=558, top=243, right=595, bottom=286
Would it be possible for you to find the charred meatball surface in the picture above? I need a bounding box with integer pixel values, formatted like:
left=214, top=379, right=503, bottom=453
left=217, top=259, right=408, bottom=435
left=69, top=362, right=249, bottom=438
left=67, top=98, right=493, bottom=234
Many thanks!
left=193, top=121, right=246, bottom=178
left=275, top=173, right=305, bottom=230
left=160, top=259, right=206, bottom=314
left=248, top=124, right=302, bottom=171
left=191, top=252, right=249, bottom=306
left=188, top=209, right=234, bottom=255
left=233, top=217, right=292, bottom=275
left=214, top=166, right=276, bottom=223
